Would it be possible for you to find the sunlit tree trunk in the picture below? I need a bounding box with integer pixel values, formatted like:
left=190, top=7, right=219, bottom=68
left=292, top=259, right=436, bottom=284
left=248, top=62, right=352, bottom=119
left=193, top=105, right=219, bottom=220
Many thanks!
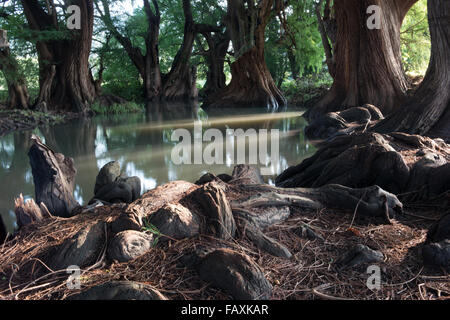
left=375, top=0, right=450, bottom=141
left=308, top=0, right=417, bottom=120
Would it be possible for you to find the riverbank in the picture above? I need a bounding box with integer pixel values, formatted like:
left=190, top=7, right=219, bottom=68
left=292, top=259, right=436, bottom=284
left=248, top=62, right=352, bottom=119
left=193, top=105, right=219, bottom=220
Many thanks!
left=0, top=97, right=146, bottom=138
left=0, top=109, right=78, bottom=137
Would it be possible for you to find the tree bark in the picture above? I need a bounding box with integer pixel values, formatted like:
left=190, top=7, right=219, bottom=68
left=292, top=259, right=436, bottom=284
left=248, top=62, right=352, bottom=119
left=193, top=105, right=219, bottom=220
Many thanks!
left=315, top=0, right=336, bottom=78
left=142, top=0, right=163, bottom=100
left=28, top=135, right=80, bottom=218
left=203, top=0, right=287, bottom=109
left=14, top=194, right=52, bottom=229
left=21, top=0, right=96, bottom=112
left=0, top=47, right=30, bottom=109
left=161, top=0, right=199, bottom=100
left=197, top=28, right=230, bottom=98
left=374, top=0, right=450, bottom=141
left=308, top=0, right=417, bottom=120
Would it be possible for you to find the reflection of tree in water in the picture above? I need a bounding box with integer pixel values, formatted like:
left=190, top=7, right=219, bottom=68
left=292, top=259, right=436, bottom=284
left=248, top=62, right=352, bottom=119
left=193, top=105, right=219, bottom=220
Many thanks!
left=135, top=100, right=200, bottom=186
left=0, top=131, right=34, bottom=232
left=146, top=100, right=199, bottom=123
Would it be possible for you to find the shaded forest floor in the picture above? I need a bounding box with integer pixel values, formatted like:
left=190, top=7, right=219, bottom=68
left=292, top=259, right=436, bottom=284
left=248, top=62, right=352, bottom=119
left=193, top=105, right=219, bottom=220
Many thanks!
left=1, top=198, right=448, bottom=300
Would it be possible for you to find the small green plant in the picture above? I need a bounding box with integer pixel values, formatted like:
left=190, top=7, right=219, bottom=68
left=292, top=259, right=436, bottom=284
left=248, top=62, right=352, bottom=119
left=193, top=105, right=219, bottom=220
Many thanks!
left=142, top=217, right=162, bottom=247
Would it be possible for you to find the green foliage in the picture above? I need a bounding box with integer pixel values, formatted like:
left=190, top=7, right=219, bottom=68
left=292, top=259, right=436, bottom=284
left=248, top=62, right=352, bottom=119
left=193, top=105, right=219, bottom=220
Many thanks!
left=265, top=0, right=326, bottom=87
left=91, top=101, right=144, bottom=115
left=98, top=38, right=144, bottom=101
left=401, top=0, right=430, bottom=75
left=287, top=1, right=325, bottom=76
left=282, top=72, right=333, bottom=106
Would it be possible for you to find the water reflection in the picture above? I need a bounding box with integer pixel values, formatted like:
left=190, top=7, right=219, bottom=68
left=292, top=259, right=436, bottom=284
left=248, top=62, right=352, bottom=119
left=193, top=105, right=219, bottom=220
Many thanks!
left=0, top=101, right=315, bottom=232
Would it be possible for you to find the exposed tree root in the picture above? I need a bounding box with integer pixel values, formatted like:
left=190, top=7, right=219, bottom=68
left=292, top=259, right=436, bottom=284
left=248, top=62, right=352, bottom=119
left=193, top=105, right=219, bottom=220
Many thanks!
left=276, top=132, right=450, bottom=204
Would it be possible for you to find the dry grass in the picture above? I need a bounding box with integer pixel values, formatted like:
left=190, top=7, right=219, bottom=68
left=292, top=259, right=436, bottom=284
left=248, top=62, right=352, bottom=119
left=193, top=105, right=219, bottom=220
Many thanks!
left=0, top=200, right=448, bottom=301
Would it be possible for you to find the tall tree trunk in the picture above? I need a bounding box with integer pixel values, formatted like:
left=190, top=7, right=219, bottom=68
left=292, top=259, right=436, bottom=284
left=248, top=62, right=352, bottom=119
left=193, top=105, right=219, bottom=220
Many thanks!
left=374, top=0, right=450, bottom=141
left=308, top=0, right=417, bottom=120
left=21, top=0, right=96, bottom=113
left=161, top=0, right=198, bottom=100
left=315, top=0, right=336, bottom=78
left=143, top=0, right=163, bottom=100
left=203, top=0, right=286, bottom=109
left=198, top=29, right=230, bottom=98
left=0, top=47, right=30, bottom=109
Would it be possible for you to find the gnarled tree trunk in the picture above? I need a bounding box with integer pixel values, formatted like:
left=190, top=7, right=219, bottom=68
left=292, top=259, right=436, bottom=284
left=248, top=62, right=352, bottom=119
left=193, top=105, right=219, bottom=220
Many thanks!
left=0, top=47, right=30, bottom=109
left=308, top=0, right=417, bottom=120
left=203, top=0, right=286, bottom=109
left=374, top=0, right=450, bottom=141
left=142, top=0, right=163, bottom=100
left=197, top=28, right=230, bottom=98
left=21, top=0, right=96, bottom=112
left=161, top=0, right=199, bottom=100
left=315, top=0, right=336, bottom=79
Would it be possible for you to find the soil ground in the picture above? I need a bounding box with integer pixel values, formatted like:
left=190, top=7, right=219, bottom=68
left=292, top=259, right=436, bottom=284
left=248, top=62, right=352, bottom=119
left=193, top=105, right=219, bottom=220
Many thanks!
left=0, top=198, right=448, bottom=300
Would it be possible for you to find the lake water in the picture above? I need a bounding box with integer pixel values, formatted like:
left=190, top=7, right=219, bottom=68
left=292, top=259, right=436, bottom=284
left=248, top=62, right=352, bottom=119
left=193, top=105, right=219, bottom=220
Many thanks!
left=0, top=102, right=315, bottom=232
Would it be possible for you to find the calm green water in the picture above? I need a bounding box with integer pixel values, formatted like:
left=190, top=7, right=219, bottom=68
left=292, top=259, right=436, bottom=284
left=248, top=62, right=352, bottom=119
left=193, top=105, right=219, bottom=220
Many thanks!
left=0, top=102, right=315, bottom=232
